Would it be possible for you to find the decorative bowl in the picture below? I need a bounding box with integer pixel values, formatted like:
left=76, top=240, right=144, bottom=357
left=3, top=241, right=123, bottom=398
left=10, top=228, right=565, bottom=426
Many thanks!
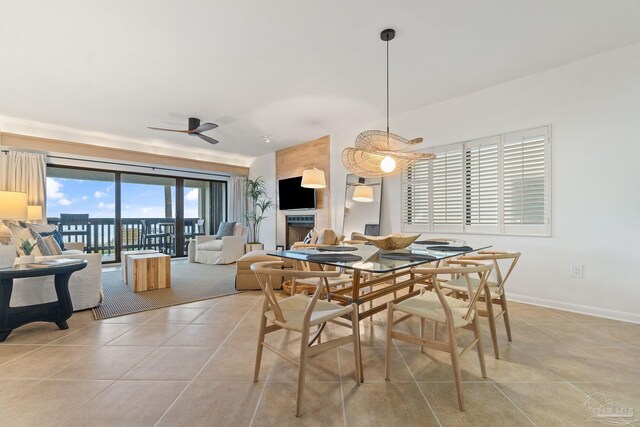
left=362, top=233, right=420, bottom=250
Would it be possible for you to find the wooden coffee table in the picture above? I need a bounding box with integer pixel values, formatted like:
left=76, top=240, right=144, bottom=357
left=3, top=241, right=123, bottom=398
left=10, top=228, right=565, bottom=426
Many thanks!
left=127, top=253, right=171, bottom=293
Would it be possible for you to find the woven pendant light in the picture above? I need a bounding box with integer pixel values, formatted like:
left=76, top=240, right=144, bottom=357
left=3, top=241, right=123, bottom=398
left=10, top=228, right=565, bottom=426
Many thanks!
left=342, top=29, right=435, bottom=178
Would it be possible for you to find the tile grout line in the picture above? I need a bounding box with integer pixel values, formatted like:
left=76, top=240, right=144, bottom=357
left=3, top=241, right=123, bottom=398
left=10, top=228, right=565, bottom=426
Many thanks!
left=56, top=296, right=247, bottom=426
left=154, top=295, right=264, bottom=426
left=390, top=320, right=443, bottom=427
left=490, top=380, right=538, bottom=426
left=335, top=344, right=348, bottom=427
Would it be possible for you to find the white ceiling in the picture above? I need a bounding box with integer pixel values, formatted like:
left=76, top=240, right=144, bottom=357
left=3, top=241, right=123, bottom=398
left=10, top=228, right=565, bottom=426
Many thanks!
left=1, top=0, right=640, bottom=167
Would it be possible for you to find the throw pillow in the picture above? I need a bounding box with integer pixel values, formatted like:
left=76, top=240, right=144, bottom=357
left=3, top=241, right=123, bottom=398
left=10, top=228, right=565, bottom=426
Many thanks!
left=216, top=221, right=236, bottom=238
left=302, top=229, right=314, bottom=244
left=29, top=223, right=57, bottom=234
left=30, top=229, right=52, bottom=256
left=38, top=229, right=66, bottom=251
left=43, top=235, right=63, bottom=255
left=8, top=223, right=41, bottom=256
left=309, top=228, right=320, bottom=244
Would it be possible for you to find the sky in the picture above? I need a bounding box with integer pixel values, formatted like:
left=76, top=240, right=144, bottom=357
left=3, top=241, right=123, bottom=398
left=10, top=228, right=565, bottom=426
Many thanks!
left=46, top=177, right=202, bottom=219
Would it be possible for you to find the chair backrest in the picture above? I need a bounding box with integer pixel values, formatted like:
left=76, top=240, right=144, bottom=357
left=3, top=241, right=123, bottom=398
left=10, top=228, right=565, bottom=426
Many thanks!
left=462, top=250, right=520, bottom=294
left=60, top=213, right=89, bottom=227
left=413, top=262, right=493, bottom=322
left=251, top=261, right=341, bottom=325
left=364, top=224, right=380, bottom=236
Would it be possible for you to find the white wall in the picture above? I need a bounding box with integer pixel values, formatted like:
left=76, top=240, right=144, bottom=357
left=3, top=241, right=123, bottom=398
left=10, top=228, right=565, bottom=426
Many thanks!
left=329, top=42, right=640, bottom=323
left=249, top=152, right=277, bottom=250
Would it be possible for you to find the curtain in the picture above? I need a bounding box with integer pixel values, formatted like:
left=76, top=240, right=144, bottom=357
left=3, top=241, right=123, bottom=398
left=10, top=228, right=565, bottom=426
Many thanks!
left=0, top=148, right=47, bottom=223
left=229, top=175, right=247, bottom=224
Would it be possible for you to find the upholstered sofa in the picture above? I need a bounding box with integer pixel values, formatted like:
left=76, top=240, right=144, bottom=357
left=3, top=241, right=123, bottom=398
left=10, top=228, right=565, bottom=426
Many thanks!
left=8, top=223, right=103, bottom=311
left=12, top=250, right=103, bottom=311
left=194, top=224, right=248, bottom=265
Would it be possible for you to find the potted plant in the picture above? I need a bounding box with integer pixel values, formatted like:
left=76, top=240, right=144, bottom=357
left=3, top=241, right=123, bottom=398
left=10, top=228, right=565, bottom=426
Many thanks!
left=16, top=238, right=37, bottom=264
left=241, top=177, right=274, bottom=251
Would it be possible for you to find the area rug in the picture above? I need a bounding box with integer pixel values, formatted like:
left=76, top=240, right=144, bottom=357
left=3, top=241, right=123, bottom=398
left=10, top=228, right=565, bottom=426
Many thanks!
left=92, top=262, right=238, bottom=320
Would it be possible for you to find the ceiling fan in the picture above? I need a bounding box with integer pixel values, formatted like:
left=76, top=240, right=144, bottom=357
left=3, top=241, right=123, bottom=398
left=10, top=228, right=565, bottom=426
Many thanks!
left=148, top=117, right=219, bottom=145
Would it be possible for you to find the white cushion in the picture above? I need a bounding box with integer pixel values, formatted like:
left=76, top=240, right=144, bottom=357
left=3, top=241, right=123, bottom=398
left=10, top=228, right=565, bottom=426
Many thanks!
left=198, top=239, right=224, bottom=251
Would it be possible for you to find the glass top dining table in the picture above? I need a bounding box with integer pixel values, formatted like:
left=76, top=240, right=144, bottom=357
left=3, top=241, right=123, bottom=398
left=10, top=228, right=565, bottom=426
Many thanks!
left=267, top=242, right=491, bottom=273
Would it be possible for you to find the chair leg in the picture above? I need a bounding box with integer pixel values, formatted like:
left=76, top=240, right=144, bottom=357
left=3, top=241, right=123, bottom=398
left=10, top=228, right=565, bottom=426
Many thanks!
left=500, top=293, right=513, bottom=342
left=254, top=314, right=267, bottom=383
left=472, top=316, right=487, bottom=379
left=484, top=293, right=500, bottom=360
left=296, top=328, right=310, bottom=417
left=433, top=321, right=439, bottom=340
left=419, top=318, right=426, bottom=353
left=351, top=304, right=362, bottom=385
left=447, top=324, right=465, bottom=411
left=385, top=301, right=393, bottom=381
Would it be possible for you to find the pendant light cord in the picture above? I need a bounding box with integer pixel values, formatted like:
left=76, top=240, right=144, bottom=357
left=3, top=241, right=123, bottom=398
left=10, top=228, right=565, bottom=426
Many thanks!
left=386, top=37, right=390, bottom=148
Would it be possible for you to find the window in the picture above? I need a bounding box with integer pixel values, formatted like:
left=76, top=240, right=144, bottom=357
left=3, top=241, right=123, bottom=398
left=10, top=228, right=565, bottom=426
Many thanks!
left=402, top=126, right=550, bottom=236
left=46, top=165, right=228, bottom=262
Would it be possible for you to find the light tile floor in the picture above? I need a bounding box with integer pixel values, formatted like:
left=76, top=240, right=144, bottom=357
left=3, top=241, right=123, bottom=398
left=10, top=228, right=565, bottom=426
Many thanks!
left=0, top=289, right=638, bottom=426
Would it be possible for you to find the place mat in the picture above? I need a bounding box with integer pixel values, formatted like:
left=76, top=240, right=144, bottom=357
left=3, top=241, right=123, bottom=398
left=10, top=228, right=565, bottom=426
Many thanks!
left=426, top=245, right=473, bottom=252
left=414, top=240, right=450, bottom=245
left=380, top=253, right=437, bottom=262
left=316, top=245, right=358, bottom=252
left=306, top=253, right=362, bottom=262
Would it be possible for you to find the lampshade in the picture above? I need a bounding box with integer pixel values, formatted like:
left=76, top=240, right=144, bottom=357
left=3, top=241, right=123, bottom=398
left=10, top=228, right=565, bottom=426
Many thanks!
left=27, top=205, right=43, bottom=221
left=0, top=191, right=28, bottom=219
left=352, top=185, right=374, bottom=202
left=301, top=168, right=326, bottom=189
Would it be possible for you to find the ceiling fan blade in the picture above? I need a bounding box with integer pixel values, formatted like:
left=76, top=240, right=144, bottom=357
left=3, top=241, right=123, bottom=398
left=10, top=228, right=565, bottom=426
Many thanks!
left=192, top=122, right=218, bottom=133
left=196, top=133, right=219, bottom=145
left=147, top=127, right=189, bottom=133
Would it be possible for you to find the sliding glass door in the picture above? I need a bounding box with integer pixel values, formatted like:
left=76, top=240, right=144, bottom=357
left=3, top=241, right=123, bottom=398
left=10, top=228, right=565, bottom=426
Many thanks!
left=45, top=165, right=227, bottom=263
left=121, top=174, right=177, bottom=256
left=46, top=168, right=116, bottom=262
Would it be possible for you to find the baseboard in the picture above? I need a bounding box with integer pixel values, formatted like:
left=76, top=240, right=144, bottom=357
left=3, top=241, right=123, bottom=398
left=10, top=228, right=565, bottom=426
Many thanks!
left=507, top=293, right=640, bottom=325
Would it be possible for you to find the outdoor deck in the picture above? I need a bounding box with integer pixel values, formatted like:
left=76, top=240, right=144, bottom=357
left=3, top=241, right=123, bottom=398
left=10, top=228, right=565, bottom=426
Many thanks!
left=47, top=217, right=203, bottom=262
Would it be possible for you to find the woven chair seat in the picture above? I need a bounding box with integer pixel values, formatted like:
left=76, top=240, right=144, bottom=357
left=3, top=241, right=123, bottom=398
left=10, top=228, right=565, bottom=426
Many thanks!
left=294, top=274, right=352, bottom=288
left=264, top=294, right=353, bottom=331
left=441, top=277, right=502, bottom=296
left=393, top=291, right=473, bottom=328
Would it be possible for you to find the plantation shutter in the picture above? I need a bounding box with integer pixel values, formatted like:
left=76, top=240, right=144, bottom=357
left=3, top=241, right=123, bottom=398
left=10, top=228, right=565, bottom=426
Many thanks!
left=432, top=145, right=463, bottom=232
left=502, top=127, right=550, bottom=235
left=402, top=153, right=431, bottom=232
left=464, top=136, right=500, bottom=233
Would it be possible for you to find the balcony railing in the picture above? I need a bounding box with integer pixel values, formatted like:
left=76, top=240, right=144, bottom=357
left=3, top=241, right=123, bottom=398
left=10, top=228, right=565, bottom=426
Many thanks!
left=46, top=217, right=203, bottom=261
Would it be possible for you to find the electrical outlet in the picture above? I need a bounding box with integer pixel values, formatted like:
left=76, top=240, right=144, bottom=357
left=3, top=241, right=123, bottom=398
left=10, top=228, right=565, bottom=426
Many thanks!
left=570, top=264, right=584, bottom=278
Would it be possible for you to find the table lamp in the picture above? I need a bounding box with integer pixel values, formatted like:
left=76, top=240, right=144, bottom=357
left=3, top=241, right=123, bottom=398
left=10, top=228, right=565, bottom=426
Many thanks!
left=0, top=191, right=29, bottom=268
left=27, top=205, right=44, bottom=222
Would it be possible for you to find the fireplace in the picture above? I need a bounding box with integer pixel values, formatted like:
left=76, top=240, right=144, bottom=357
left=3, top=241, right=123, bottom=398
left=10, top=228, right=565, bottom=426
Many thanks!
left=286, top=215, right=315, bottom=248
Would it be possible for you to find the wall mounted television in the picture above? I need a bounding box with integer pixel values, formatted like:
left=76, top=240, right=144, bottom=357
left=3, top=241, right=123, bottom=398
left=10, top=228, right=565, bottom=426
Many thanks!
left=278, top=176, right=316, bottom=210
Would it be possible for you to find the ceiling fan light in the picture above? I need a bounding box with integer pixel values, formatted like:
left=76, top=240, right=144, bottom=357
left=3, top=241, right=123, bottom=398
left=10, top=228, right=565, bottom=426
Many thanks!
left=380, top=156, right=396, bottom=173
left=301, top=168, right=326, bottom=189
left=352, top=185, right=374, bottom=202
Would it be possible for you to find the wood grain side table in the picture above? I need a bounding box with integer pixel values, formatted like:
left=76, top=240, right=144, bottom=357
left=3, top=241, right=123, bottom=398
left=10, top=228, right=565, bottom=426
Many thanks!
left=127, top=253, right=171, bottom=292
left=121, top=250, right=158, bottom=284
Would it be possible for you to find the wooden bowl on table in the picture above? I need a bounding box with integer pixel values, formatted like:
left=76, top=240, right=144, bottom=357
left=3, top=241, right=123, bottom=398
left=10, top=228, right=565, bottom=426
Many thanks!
left=362, top=233, right=420, bottom=250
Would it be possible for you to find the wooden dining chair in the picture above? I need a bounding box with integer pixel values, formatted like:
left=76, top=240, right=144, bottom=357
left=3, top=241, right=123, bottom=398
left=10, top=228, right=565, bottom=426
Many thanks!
left=440, top=250, right=521, bottom=359
left=251, top=261, right=362, bottom=417
left=385, top=261, right=493, bottom=411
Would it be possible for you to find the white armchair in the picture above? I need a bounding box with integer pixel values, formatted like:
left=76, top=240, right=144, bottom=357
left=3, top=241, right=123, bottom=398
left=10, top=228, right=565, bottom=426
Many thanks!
left=194, top=224, right=248, bottom=265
